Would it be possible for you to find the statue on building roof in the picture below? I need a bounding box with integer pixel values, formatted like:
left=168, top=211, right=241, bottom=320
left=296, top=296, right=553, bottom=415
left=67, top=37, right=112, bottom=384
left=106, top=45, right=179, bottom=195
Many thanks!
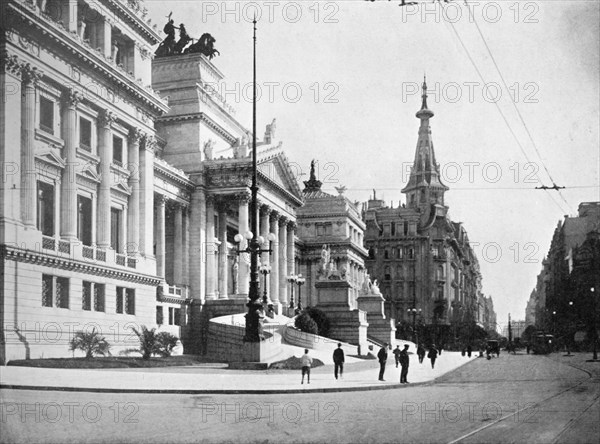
left=203, top=139, right=215, bottom=160
left=185, top=33, right=220, bottom=60
left=174, top=24, right=192, bottom=54
left=303, top=159, right=323, bottom=192
left=155, top=13, right=177, bottom=57
left=264, top=119, right=277, bottom=144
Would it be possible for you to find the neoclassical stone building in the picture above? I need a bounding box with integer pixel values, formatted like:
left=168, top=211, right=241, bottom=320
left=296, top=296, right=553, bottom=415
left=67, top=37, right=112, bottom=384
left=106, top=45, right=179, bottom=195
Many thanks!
left=1, top=0, right=359, bottom=361
left=364, top=80, right=484, bottom=344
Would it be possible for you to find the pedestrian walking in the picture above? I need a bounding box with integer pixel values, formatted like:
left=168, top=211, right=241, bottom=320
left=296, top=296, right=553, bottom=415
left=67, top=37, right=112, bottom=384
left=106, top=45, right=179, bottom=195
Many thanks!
left=428, top=344, right=438, bottom=369
left=301, top=349, right=312, bottom=384
left=377, top=343, right=388, bottom=381
left=467, top=344, right=472, bottom=358
left=333, top=343, right=345, bottom=380
left=393, top=345, right=402, bottom=368
left=417, top=344, right=426, bottom=364
left=399, top=344, right=410, bottom=383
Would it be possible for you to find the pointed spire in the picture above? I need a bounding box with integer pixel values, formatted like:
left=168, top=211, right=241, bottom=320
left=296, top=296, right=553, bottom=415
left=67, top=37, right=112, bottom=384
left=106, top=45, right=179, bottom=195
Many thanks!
left=416, top=75, right=434, bottom=120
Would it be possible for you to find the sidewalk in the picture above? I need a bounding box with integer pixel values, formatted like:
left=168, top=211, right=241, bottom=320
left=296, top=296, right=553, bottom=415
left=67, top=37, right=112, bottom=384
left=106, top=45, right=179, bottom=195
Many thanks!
left=0, top=352, right=477, bottom=394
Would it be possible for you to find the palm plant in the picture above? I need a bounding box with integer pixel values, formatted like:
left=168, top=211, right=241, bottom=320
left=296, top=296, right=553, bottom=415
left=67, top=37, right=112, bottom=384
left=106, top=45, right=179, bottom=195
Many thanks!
left=69, top=328, right=110, bottom=358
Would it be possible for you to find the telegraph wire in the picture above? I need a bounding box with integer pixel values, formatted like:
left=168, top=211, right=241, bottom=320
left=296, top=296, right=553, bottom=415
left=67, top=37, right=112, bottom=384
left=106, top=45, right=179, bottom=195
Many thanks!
left=462, top=0, right=574, bottom=212
left=439, top=1, right=570, bottom=215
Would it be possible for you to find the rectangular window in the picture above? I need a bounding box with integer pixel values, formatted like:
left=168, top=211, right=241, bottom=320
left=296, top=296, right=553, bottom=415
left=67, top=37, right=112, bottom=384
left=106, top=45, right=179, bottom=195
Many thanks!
left=94, top=284, right=105, bottom=312
left=156, top=306, right=164, bottom=325
left=42, top=274, right=53, bottom=307
left=110, top=208, right=121, bottom=252
left=125, top=288, right=135, bottom=314
left=438, top=285, right=444, bottom=299
left=77, top=195, right=93, bottom=246
left=56, top=277, right=69, bottom=309
left=39, top=96, right=54, bottom=134
left=79, top=117, right=92, bottom=151
left=317, top=224, right=325, bottom=236
left=112, top=136, right=123, bottom=165
left=37, top=181, right=55, bottom=236
left=168, top=307, right=174, bottom=325
left=82, top=281, right=92, bottom=311
left=174, top=308, right=181, bottom=326
left=391, top=223, right=396, bottom=236
left=116, top=287, right=124, bottom=314
left=404, top=221, right=409, bottom=236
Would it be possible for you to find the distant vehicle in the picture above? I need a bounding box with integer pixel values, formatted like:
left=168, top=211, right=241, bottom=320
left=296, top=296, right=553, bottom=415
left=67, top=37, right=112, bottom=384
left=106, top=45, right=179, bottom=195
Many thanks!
left=487, top=340, right=500, bottom=357
left=531, top=334, right=554, bottom=354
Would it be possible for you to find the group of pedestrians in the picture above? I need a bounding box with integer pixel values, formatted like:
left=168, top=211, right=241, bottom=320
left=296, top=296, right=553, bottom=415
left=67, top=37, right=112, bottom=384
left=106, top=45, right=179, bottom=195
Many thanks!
left=300, top=342, right=442, bottom=384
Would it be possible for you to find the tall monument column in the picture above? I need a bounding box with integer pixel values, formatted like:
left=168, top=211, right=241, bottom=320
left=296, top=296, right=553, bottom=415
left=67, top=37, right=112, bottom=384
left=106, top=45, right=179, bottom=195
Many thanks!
left=97, top=110, right=115, bottom=249
left=60, top=88, right=81, bottom=241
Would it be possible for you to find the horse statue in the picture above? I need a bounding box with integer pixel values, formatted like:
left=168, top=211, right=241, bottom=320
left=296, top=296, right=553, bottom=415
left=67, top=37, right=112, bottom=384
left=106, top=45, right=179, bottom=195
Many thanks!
left=185, top=33, right=220, bottom=59
left=173, top=23, right=192, bottom=54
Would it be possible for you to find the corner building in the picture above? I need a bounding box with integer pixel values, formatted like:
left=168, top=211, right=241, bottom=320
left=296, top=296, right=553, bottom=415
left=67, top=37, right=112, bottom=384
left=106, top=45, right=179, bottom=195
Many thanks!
left=363, top=81, right=484, bottom=345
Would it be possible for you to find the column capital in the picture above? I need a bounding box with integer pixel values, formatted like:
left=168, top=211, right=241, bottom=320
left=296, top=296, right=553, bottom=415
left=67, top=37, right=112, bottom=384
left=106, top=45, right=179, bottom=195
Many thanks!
left=260, top=204, right=272, bottom=216
left=234, top=191, right=251, bottom=204
left=155, top=194, right=167, bottom=206
left=287, top=220, right=297, bottom=230
left=269, top=211, right=280, bottom=223
left=2, top=55, right=22, bottom=77
left=142, top=133, right=157, bottom=152
left=98, top=109, right=116, bottom=128
left=61, top=88, right=82, bottom=108
left=20, top=63, right=44, bottom=85
left=215, top=197, right=230, bottom=213
left=128, top=127, right=143, bottom=143
left=206, top=194, right=216, bottom=205
left=278, top=216, right=288, bottom=226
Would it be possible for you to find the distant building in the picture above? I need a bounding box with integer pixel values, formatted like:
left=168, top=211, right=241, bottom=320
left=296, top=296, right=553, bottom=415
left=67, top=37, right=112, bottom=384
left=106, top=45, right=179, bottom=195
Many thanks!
left=363, top=80, right=485, bottom=342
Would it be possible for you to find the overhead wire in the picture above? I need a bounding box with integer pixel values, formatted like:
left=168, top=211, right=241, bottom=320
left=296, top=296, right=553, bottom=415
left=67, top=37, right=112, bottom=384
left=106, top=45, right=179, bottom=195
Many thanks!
left=462, top=0, right=574, bottom=212
left=438, top=0, right=571, bottom=215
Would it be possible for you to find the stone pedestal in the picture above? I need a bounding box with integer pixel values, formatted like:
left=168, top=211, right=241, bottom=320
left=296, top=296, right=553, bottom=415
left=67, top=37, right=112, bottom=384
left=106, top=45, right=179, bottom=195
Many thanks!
left=357, top=291, right=397, bottom=346
left=315, top=280, right=369, bottom=354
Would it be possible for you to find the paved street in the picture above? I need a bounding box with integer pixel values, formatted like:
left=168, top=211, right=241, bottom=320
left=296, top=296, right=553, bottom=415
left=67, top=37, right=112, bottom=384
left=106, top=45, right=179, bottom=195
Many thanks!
left=1, top=353, right=598, bottom=443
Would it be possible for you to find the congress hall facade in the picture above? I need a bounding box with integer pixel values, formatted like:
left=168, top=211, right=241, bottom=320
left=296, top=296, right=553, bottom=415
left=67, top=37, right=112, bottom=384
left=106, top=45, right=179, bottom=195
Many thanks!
left=0, top=0, right=492, bottom=362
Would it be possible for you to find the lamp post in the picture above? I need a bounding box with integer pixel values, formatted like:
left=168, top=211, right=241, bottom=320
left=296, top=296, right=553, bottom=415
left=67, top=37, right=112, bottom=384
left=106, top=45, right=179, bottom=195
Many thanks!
left=296, top=275, right=306, bottom=312
left=259, top=262, right=272, bottom=305
left=407, top=307, right=422, bottom=343
left=287, top=274, right=297, bottom=315
left=592, top=287, right=598, bottom=361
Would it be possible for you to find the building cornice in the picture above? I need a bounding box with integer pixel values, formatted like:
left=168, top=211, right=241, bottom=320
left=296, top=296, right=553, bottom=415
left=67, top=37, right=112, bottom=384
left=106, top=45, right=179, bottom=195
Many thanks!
left=157, top=112, right=237, bottom=145
left=1, top=244, right=161, bottom=286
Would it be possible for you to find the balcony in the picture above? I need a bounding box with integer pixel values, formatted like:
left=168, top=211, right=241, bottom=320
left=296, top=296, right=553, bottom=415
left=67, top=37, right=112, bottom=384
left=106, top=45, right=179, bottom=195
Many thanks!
left=40, top=236, right=136, bottom=269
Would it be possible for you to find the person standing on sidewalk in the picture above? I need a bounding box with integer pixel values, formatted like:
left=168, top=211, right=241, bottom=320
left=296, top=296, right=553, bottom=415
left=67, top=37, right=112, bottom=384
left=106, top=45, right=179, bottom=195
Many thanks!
left=377, top=343, right=388, bottom=381
left=333, top=343, right=345, bottom=379
left=417, top=344, right=426, bottom=364
left=393, top=345, right=402, bottom=368
left=428, top=344, right=439, bottom=369
left=467, top=344, right=472, bottom=358
left=399, top=344, right=410, bottom=383
left=301, top=349, right=313, bottom=384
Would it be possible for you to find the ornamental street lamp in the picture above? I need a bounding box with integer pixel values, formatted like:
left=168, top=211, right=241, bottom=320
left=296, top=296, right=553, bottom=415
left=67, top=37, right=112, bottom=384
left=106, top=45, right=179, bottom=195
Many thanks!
left=259, top=262, right=272, bottom=305
left=287, top=274, right=297, bottom=315
left=407, top=307, right=422, bottom=343
left=296, top=275, right=306, bottom=312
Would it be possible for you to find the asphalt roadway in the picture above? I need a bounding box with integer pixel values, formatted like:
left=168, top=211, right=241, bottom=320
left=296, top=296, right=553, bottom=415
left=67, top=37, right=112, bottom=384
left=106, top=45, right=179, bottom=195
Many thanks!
left=1, top=352, right=598, bottom=443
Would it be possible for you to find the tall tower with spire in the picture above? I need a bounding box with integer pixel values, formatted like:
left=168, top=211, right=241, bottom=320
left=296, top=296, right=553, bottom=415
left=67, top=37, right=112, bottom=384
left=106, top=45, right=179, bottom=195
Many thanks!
left=401, top=77, right=448, bottom=209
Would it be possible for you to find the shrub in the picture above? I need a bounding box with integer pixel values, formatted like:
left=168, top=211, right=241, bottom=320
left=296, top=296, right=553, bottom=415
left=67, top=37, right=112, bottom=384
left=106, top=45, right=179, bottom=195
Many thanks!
left=132, top=325, right=158, bottom=359
left=295, top=313, right=318, bottom=335
left=156, top=332, right=179, bottom=357
left=305, top=307, right=331, bottom=338
left=69, top=328, right=110, bottom=359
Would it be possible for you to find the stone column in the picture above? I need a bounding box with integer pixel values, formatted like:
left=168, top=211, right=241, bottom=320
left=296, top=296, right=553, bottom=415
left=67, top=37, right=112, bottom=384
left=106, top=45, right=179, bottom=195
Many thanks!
left=127, top=128, right=141, bottom=254
left=278, top=217, right=288, bottom=308
left=217, top=199, right=229, bottom=299
left=173, top=203, right=183, bottom=285
left=205, top=195, right=217, bottom=300
left=260, top=206, right=271, bottom=295
left=102, top=18, right=112, bottom=58
left=20, top=64, right=43, bottom=228
left=269, top=212, right=280, bottom=308
left=139, top=134, right=155, bottom=256
left=183, top=206, right=189, bottom=286
left=67, top=0, right=78, bottom=33
left=236, top=192, right=250, bottom=296
left=96, top=110, right=115, bottom=249
left=155, top=195, right=166, bottom=278
left=287, top=221, right=296, bottom=278
left=60, top=88, right=82, bottom=241
left=189, top=188, right=206, bottom=302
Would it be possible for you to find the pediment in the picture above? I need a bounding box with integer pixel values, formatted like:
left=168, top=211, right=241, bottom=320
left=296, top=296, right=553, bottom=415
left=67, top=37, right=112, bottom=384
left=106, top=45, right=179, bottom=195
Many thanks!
left=35, top=148, right=66, bottom=169
left=111, top=181, right=132, bottom=196
left=258, top=152, right=303, bottom=203
left=76, top=163, right=101, bottom=183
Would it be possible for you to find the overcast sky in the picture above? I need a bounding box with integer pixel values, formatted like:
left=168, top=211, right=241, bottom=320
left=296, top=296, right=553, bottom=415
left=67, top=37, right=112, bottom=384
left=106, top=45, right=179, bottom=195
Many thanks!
left=146, top=0, right=600, bottom=329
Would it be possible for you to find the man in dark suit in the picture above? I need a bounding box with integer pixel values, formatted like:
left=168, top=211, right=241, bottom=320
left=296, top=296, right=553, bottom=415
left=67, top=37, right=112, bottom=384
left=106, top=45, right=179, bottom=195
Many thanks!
left=333, top=343, right=345, bottom=379
left=377, top=343, right=388, bottom=381
left=399, top=344, right=410, bottom=383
